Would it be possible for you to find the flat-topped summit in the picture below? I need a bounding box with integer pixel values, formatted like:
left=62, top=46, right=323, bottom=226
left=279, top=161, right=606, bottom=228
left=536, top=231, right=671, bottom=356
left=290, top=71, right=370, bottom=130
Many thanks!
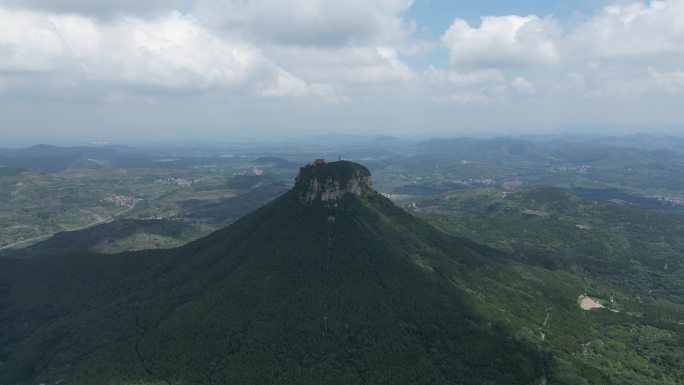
left=295, top=160, right=372, bottom=203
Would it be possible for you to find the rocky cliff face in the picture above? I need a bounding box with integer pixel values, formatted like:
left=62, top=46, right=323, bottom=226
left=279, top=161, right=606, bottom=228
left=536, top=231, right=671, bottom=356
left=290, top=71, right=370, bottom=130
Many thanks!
left=294, top=161, right=372, bottom=203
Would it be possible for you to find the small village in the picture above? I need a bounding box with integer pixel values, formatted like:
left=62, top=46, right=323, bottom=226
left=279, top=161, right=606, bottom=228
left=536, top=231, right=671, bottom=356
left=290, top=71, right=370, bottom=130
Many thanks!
left=652, top=194, right=684, bottom=206
left=157, top=177, right=194, bottom=187
left=102, top=193, right=139, bottom=207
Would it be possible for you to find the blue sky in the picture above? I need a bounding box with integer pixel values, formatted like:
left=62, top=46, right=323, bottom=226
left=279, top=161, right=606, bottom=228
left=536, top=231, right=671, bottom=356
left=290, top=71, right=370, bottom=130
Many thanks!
left=0, top=0, right=683, bottom=143
left=405, top=0, right=613, bottom=67
left=407, top=0, right=610, bottom=33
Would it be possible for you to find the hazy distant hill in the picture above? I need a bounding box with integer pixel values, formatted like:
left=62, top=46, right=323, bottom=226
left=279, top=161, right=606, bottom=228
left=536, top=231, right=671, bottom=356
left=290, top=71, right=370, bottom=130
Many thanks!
left=0, top=144, right=250, bottom=172
left=593, top=134, right=684, bottom=152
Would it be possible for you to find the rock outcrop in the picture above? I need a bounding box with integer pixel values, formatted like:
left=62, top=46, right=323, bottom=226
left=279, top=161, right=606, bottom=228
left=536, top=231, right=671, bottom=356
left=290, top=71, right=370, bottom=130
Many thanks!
left=295, top=160, right=372, bottom=203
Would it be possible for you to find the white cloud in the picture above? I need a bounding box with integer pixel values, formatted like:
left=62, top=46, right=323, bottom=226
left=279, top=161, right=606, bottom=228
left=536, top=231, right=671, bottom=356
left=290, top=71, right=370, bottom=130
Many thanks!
left=261, top=68, right=347, bottom=104
left=0, top=8, right=271, bottom=90
left=0, top=8, right=90, bottom=72
left=558, top=1, right=684, bottom=99
left=192, top=0, right=414, bottom=46
left=2, top=0, right=684, bottom=137
left=511, top=77, right=536, bottom=95
left=438, top=1, right=684, bottom=101
left=264, top=45, right=416, bottom=88
left=425, top=66, right=507, bottom=104
left=425, top=67, right=505, bottom=86
left=647, top=67, right=684, bottom=92
left=569, top=0, right=684, bottom=61
left=441, top=15, right=561, bottom=68
left=100, top=12, right=266, bottom=89
left=1, top=0, right=188, bottom=18
left=189, top=0, right=419, bottom=93
left=0, top=2, right=417, bottom=102
left=262, top=69, right=310, bottom=98
left=557, top=72, right=593, bottom=96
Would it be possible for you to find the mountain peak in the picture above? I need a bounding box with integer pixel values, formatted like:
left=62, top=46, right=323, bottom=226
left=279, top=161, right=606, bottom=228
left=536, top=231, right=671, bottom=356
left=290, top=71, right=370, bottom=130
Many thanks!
left=0, top=157, right=545, bottom=385
left=295, top=160, right=372, bottom=203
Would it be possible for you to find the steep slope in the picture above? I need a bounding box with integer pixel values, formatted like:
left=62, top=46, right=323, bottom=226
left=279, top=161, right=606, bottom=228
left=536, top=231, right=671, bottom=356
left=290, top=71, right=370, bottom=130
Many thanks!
left=412, top=187, right=684, bottom=384
left=0, top=161, right=545, bottom=385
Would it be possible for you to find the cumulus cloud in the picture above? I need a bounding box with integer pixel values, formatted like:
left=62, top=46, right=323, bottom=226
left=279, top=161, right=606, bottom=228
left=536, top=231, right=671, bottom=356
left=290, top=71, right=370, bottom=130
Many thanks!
left=188, top=0, right=419, bottom=94
left=569, top=0, right=684, bottom=61
left=425, top=67, right=505, bottom=86
left=647, top=68, right=684, bottom=92
left=441, top=15, right=561, bottom=68
left=192, top=0, right=414, bottom=46
left=0, top=7, right=273, bottom=91
left=511, top=77, right=536, bottom=95
left=0, top=1, right=417, bottom=101
left=1, top=0, right=188, bottom=18
left=558, top=1, right=684, bottom=97
left=438, top=0, right=684, bottom=101
left=261, top=68, right=347, bottom=104
left=261, top=44, right=416, bottom=96
left=425, top=66, right=507, bottom=104
left=439, top=1, right=684, bottom=71
left=2, top=0, right=684, bottom=138
left=100, top=12, right=266, bottom=89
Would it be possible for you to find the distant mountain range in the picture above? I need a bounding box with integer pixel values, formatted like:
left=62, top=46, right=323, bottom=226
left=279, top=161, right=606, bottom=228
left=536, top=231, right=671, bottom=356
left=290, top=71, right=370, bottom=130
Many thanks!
left=3, top=134, right=684, bottom=173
